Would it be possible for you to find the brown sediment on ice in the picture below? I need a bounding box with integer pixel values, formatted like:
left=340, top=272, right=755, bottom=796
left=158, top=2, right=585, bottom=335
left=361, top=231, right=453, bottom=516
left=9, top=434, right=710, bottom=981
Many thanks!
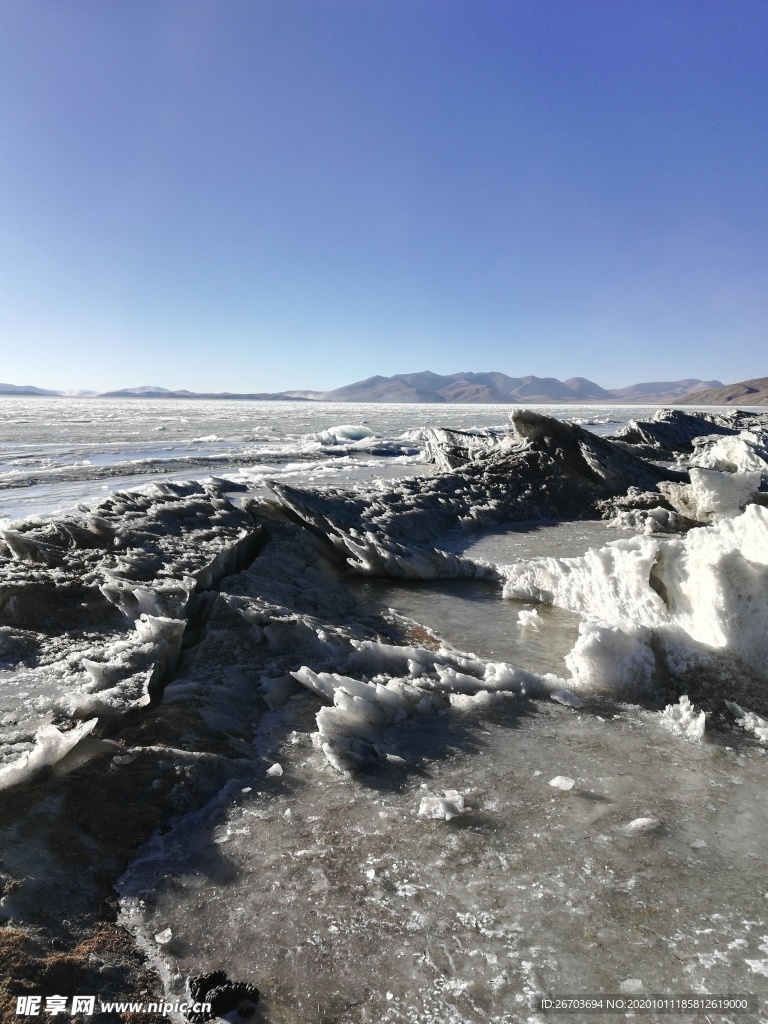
left=0, top=925, right=170, bottom=1024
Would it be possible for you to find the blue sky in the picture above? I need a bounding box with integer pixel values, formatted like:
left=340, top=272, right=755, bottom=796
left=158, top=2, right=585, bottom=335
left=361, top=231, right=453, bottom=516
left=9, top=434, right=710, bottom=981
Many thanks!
left=1, top=0, right=766, bottom=392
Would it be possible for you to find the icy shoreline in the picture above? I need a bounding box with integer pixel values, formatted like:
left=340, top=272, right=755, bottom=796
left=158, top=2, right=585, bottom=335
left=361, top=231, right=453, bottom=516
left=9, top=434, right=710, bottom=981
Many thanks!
left=1, top=407, right=768, bottom=1022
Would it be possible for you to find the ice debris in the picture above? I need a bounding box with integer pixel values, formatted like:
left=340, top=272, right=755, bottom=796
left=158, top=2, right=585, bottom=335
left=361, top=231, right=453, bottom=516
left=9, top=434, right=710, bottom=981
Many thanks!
left=502, top=504, right=768, bottom=703
left=690, top=428, right=768, bottom=482
left=0, top=479, right=263, bottom=784
left=548, top=776, right=575, bottom=791
left=660, top=468, right=761, bottom=522
left=725, top=701, right=768, bottom=744
left=619, top=978, right=645, bottom=994
left=269, top=411, right=680, bottom=579
left=292, top=645, right=558, bottom=773
left=659, top=696, right=706, bottom=741
left=609, top=408, right=753, bottom=456
left=550, top=690, right=583, bottom=708
left=517, top=608, right=541, bottom=629
left=418, top=790, right=465, bottom=820
left=623, top=817, right=660, bottom=834
left=608, top=506, right=685, bottom=535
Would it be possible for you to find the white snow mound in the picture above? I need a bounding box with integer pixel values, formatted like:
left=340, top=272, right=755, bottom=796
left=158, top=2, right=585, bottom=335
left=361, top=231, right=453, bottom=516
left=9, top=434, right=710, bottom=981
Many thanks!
left=503, top=504, right=768, bottom=697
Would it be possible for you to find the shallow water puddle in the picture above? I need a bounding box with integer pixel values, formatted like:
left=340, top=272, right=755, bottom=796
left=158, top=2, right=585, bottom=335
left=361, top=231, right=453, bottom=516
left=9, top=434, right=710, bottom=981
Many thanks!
left=349, top=577, right=580, bottom=676
left=440, top=518, right=643, bottom=563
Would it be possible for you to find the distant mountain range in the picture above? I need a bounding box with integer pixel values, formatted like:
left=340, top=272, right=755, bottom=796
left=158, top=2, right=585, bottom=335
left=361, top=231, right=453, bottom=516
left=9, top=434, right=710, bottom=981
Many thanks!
left=3, top=372, right=765, bottom=405
left=677, top=376, right=768, bottom=406
left=311, top=372, right=726, bottom=404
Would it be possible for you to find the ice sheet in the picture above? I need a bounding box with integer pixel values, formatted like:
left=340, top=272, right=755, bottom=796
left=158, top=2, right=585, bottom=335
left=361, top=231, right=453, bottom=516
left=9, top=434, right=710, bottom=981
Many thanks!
left=119, top=699, right=768, bottom=1024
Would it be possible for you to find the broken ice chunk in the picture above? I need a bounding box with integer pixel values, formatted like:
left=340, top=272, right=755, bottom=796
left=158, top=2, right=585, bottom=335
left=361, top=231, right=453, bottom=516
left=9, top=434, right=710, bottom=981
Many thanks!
left=660, top=695, right=705, bottom=741
left=550, top=690, right=583, bottom=708
left=112, top=753, right=137, bottom=766
left=725, top=700, right=768, bottom=743
left=308, top=866, right=332, bottom=892
left=154, top=928, right=172, bottom=945
left=548, top=776, right=575, bottom=791
left=266, top=763, right=283, bottom=777
left=623, top=816, right=660, bottom=834
left=619, top=979, right=645, bottom=994
left=418, top=790, right=465, bottom=820
left=517, top=608, right=541, bottom=629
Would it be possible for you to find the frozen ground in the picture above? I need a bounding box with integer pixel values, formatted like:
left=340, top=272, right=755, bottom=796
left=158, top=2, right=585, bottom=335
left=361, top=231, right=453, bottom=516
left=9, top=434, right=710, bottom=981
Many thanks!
left=1, top=402, right=767, bottom=1023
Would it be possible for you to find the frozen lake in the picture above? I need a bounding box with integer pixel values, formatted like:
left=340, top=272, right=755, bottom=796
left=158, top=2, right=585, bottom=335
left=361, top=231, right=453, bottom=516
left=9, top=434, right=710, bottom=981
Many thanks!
left=1, top=398, right=767, bottom=1023
left=0, top=397, right=647, bottom=520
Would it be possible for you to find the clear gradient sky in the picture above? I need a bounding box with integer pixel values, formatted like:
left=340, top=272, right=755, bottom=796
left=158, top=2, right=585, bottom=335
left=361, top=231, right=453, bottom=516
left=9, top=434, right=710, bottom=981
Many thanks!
left=1, top=0, right=766, bottom=393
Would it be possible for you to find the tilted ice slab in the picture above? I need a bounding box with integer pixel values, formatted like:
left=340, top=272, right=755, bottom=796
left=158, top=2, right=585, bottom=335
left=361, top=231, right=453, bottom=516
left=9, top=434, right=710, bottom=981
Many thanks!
left=292, top=639, right=567, bottom=772
left=609, top=407, right=763, bottom=456
left=422, top=426, right=517, bottom=472
left=501, top=504, right=768, bottom=704
left=0, top=718, right=97, bottom=790
left=0, top=478, right=262, bottom=787
left=269, top=411, right=680, bottom=579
